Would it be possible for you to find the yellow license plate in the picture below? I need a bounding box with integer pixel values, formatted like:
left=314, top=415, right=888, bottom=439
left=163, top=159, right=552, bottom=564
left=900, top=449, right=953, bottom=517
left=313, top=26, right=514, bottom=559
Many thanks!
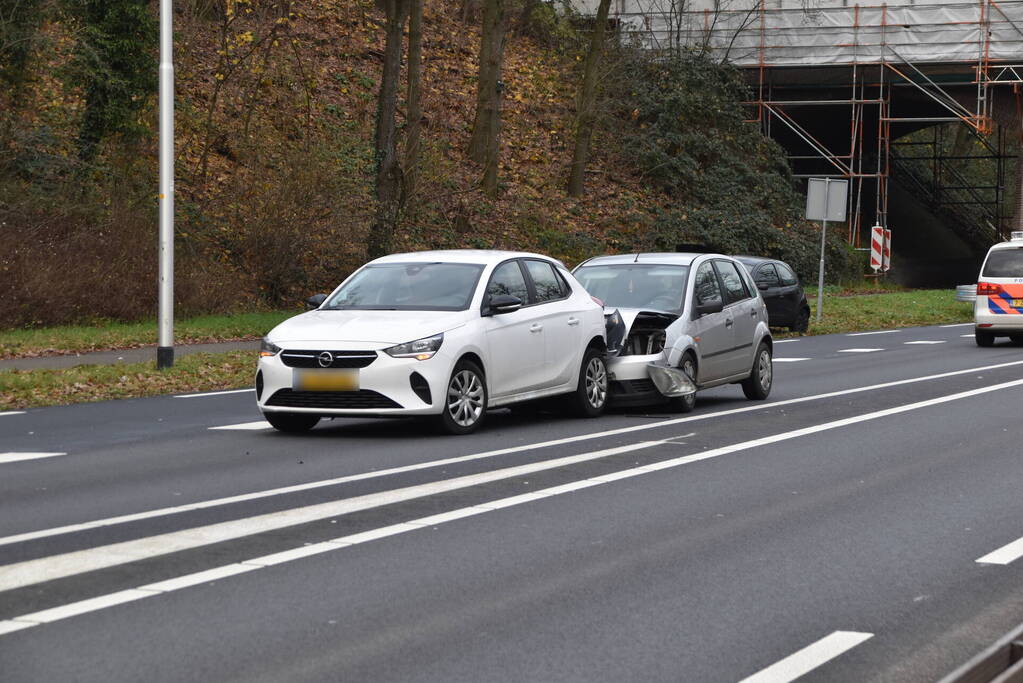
left=1013, top=299, right=1023, bottom=308
left=293, top=369, right=359, bottom=392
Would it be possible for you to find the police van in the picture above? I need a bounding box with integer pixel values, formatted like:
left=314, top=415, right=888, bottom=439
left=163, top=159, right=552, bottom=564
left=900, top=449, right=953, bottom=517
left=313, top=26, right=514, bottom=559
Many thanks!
left=975, top=231, right=1023, bottom=347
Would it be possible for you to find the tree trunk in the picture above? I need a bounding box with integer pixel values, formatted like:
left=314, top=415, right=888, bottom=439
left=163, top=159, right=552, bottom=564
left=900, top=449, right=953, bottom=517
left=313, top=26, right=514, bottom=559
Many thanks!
left=468, top=0, right=503, bottom=165
left=402, top=0, right=424, bottom=205
left=367, top=0, right=410, bottom=260
left=567, top=0, right=612, bottom=197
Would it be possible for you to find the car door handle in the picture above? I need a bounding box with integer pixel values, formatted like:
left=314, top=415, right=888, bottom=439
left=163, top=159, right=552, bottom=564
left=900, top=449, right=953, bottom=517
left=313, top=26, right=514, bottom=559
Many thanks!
left=750, top=309, right=758, bottom=317
left=725, top=318, right=733, bottom=328
left=530, top=323, right=543, bottom=333
left=567, top=317, right=580, bottom=326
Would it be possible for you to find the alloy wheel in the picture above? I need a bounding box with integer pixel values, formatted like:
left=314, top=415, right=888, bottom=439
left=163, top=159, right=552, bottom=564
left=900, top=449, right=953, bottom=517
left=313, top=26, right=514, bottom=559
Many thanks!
left=447, top=370, right=484, bottom=427
left=585, top=356, right=608, bottom=409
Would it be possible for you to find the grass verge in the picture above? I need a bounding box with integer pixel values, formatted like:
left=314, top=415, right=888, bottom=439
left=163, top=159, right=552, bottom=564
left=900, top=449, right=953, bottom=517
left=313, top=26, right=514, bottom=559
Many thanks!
left=802, top=288, right=972, bottom=336
left=0, top=311, right=297, bottom=359
left=0, top=352, right=253, bottom=411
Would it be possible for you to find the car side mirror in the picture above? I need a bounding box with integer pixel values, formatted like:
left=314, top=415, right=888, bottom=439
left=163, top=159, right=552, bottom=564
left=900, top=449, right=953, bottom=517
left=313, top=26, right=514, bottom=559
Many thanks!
left=757, top=282, right=769, bottom=291
left=695, top=297, right=724, bottom=316
left=305, top=293, right=327, bottom=309
left=488, top=294, right=523, bottom=315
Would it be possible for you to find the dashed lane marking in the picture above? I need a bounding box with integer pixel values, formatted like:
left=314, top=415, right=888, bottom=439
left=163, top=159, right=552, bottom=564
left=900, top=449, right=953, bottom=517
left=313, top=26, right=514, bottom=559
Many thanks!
left=175, top=389, right=254, bottom=399
left=846, top=330, right=899, bottom=336
left=208, top=421, right=271, bottom=431
left=941, top=323, right=974, bottom=328
left=3, top=377, right=1023, bottom=633
left=0, top=452, right=66, bottom=465
left=773, top=358, right=809, bottom=362
left=774, top=339, right=800, bottom=344
left=837, top=348, right=884, bottom=353
left=903, top=341, right=946, bottom=345
left=0, top=411, right=25, bottom=418
left=976, top=534, right=1023, bottom=565
left=5, top=358, right=1023, bottom=549
left=739, top=631, right=874, bottom=683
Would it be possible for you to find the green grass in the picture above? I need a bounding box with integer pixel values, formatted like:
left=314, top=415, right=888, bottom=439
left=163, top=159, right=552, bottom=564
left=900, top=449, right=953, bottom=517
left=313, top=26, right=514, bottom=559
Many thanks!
left=0, top=351, right=254, bottom=411
left=801, top=287, right=971, bottom=336
left=0, top=311, right=298, bottom=359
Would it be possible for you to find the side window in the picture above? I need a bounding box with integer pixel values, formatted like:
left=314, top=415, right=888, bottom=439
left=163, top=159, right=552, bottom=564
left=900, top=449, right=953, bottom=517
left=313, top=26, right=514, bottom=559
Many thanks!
left=524, top=260, right=566, bottom=303
left=693, top=262, right=722, bottom=306
left=714, top=260, right=750, bottom=305
left=775, top=262, right=798, bottom=286
left=756, top=264, right=780, bottom=288
left=486, top=261, right=529, bottom=303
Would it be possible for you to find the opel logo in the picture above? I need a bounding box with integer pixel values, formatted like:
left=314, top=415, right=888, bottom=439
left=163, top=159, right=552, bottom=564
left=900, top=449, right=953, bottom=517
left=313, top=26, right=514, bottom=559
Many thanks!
left=317, top=351, right=333, bottom=368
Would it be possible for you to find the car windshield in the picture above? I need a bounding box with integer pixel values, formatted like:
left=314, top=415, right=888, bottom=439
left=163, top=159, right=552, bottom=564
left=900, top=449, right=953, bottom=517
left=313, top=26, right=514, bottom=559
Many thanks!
left=982, top=248, right=1023, bottom=278
left=324, top=262, right=485, bottom=311
left=574, top=264, right=689, bottom=313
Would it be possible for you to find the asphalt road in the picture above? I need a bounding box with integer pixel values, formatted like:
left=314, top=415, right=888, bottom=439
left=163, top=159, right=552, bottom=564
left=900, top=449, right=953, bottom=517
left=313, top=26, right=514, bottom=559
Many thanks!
left=2, top=323, right=1022, bottom=682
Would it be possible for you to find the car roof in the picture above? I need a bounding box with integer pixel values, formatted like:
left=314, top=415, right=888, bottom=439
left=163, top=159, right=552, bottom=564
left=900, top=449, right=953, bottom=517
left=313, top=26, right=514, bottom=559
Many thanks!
left=369, top=249, right=563, bottom=267
left=577, top=253, right=714, bottom=267
left=987, top=233, right=1023, bottom=252
left=733, top=255, right=784, bottom=267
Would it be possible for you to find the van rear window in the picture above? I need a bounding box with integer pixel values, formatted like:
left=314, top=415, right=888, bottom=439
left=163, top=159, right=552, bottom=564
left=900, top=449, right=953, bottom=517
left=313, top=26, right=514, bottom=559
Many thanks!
left=982, top=248, right=1023, bottom=278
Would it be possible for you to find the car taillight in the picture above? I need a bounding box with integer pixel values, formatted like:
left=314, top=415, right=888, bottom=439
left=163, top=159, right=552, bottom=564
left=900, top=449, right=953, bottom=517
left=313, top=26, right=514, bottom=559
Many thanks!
left=976, top=282, right=1003, bottom=296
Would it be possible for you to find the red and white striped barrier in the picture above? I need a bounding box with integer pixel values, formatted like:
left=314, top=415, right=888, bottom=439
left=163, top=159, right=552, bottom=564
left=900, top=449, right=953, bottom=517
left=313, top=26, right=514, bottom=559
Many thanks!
left=870, top=225, right=884, bottom=271
left=883, top=229, right=892, bottom=272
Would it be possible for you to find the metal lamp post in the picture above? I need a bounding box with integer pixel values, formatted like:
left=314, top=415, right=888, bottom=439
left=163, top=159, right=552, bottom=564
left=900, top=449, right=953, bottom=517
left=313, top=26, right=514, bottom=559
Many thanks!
left=157, top=0, right=174, bottom=369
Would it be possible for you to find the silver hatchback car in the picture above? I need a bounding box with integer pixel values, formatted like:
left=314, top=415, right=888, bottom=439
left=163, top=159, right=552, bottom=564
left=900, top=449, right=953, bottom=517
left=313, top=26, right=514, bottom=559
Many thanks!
left=573, top=253, right=773, bottom=411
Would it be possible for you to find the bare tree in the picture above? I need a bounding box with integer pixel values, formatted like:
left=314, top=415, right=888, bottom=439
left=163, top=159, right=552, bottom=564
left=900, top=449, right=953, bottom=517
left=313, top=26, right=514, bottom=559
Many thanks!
left=468, top=0, right=506, bottom=196
left=402, top=0, right=424, bottom=202
left=567, top=0, right=612, bottom=197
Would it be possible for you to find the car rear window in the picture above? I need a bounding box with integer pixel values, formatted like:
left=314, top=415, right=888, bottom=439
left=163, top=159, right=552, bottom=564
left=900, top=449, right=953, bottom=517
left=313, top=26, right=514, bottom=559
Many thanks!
left=982, top=248, right=1023, bottom=278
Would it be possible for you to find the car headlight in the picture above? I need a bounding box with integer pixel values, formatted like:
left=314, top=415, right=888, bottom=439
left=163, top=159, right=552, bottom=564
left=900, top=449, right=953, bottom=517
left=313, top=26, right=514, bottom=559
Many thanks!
left=259, top=338, right=282, bottom=357
left=385, top=333, right=443, bottom=361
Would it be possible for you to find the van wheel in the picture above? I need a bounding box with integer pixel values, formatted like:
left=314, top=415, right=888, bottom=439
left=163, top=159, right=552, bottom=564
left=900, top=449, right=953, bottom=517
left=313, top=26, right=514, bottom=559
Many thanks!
left=566, top=347, right=608, bottom=417
left=438, top=360, right=487, bottom=435
left=667, top=353, right=697, bottom=413
left=975, top=330, right=995, bottom=347
left=741, top=342, right=773, bottom=400
left=264, top=412, right=320, bottom=433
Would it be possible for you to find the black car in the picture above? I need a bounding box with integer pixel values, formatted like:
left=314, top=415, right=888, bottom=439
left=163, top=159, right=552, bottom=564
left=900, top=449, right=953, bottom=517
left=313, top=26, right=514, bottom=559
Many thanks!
left=734, top=256, right=810, bottom=332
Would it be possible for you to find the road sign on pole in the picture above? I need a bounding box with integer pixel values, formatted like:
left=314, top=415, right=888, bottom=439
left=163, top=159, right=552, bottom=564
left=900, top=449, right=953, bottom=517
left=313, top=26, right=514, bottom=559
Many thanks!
left=882, top=229, right=892, bottom=272
left=869, top=225, right=884, bottom=271
left=806, top=178, right=849, bottom=322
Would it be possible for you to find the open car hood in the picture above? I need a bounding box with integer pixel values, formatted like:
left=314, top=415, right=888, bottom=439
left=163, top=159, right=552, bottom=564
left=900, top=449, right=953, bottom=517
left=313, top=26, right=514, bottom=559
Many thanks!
left=604, top=308, right=678, bottom=356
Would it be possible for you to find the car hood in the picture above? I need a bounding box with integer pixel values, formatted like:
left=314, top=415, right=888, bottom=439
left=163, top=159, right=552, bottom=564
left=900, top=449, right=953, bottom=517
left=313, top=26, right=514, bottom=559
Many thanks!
left=607, top=308, right=678, bottom=332
left=268, top=309, right=470, bottom=345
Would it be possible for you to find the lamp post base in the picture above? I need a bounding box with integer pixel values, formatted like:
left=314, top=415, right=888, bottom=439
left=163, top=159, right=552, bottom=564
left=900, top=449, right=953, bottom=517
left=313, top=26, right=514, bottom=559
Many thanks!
left=157, top=346, right=174, bottom=370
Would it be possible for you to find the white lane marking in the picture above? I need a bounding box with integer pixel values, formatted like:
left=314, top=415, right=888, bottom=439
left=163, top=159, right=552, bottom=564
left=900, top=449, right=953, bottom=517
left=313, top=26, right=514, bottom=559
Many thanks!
left=773, top=358, right=809, bottom=363
left=208, top=421, right=271, bottom=431
left=847, top=330, right=899, bottom=336
left=5, top=377, right=1023, bottom=633
left=12, top=589, right=155, bottom=625
left=941, top=323, right=974, bottom=328
left=0, top=452, right=66, bottom=464
left=138, top=564, right=257, bottom=592
left=961, top=334, right=974, bottom=338
left=774, top=339, right=800, bottom=344
left=175, top=388, right=253, bottom=399
left=6, top=358, right=1023, bottom=550
left=904, top=341, right=946, bottom=345
left=739, top=631, right=874, bottom=683
left=0, top=411, right=26, bottom=417
left=976, top=535, right=1023, bottom=565
left=838, top=348, right=884, bottom=353
left=0, top=442, right=662, bottom=592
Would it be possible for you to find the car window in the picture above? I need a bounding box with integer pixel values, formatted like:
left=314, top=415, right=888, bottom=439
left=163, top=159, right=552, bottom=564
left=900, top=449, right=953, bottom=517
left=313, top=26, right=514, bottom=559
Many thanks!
left=775, top=262, right=798, bottom=286
left=714, top=260, right=750, bottom=305
left=487, top=260, right=530, bottom=303
left=524, top=260, right=566, bottom=303
left=693, top=262, right=722, bottom=306
left=756, top=264, right=780, bottom=288
left=982, top=248, right=1023, bottom=278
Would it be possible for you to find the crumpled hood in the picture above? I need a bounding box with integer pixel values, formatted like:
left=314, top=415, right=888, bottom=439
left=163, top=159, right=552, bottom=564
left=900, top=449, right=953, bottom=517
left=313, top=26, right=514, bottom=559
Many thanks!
left=268, top=309, right=469, bottom=345
left=606, top=307, right=676, bottom=334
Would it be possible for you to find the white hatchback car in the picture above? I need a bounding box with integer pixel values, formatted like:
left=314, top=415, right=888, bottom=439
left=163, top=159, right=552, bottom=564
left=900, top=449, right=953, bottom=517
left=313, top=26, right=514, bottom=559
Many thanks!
left=257, top=250, right=608, bottom=434
left=974, top=230, right=1023, bottom=346
left=573, top=253, right=773, bottom=411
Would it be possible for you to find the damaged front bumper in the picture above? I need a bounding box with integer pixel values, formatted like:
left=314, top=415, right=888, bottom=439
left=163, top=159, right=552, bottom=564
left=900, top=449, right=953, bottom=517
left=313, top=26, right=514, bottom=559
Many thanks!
left=646, top=361, right=696, bottom=398
left=606, top=353, right=696, bottom=406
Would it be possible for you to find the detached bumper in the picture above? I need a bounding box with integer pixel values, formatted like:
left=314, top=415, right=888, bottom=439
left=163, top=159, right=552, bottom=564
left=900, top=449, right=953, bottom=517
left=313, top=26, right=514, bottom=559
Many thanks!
left=607, top=354, right=695, bottom=406
left=646, top=361, right=696, bottom=397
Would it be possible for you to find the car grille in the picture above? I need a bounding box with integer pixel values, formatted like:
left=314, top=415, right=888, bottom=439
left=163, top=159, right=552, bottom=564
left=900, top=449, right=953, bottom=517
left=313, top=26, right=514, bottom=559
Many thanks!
left=611, top=379, right=657, bottom=395
left=279, top=350, right=378, bottom=369
left=265, top=389, right=402, bottom=410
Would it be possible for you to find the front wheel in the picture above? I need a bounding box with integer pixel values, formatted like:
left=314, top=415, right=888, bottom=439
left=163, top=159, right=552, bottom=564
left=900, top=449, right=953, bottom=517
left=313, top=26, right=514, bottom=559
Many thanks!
left=975, top=330, right=995, bottom=347
left=264, top=412, right=320, bottom=433
left=438, top=360, right=487, bottom=435
left=565, top=347, right=608, bottom=417
left=741, top=342, right=773, bottom=400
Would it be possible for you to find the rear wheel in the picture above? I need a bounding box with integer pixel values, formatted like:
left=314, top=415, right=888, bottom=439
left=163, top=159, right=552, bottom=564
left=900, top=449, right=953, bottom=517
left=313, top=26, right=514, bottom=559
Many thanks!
left=790, top=307, right=810, bottom=333
left=741, top=342, right=773, bottom=400
left=975, top=330, right=995, bottom=347
left=264, top=412, right=320, bottom=433
left=667, top=353, right=697, bottom=413
left=438, top=360, right=487, bottom=435
left=565, top=347, right=608, bottom=417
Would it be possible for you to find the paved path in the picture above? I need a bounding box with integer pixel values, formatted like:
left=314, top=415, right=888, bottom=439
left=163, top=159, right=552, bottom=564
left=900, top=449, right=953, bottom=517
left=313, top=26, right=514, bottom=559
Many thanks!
left=0, top=340, right=259, bottom=371
left=2, top=324, right=1022, bottom=682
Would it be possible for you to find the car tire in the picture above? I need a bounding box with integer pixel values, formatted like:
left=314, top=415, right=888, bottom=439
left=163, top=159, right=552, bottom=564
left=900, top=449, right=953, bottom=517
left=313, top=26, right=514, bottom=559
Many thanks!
left=667, top=353, right=697, bottom=413
left=566, top=347, right=608, bottom=418
left=975, top=330, right=995, bottom=347
left=438, top=360, right=487, bottom=435
left=264, top=412, right=320, bottom=433
left=790, top=307, right=810, bottom=333
left=741, top=342, right=773, bottom=400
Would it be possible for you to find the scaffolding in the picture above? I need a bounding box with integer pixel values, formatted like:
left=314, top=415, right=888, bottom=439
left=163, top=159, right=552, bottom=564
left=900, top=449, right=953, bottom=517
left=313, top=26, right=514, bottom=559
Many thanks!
left=589, top=0, right=1023, bottom=247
